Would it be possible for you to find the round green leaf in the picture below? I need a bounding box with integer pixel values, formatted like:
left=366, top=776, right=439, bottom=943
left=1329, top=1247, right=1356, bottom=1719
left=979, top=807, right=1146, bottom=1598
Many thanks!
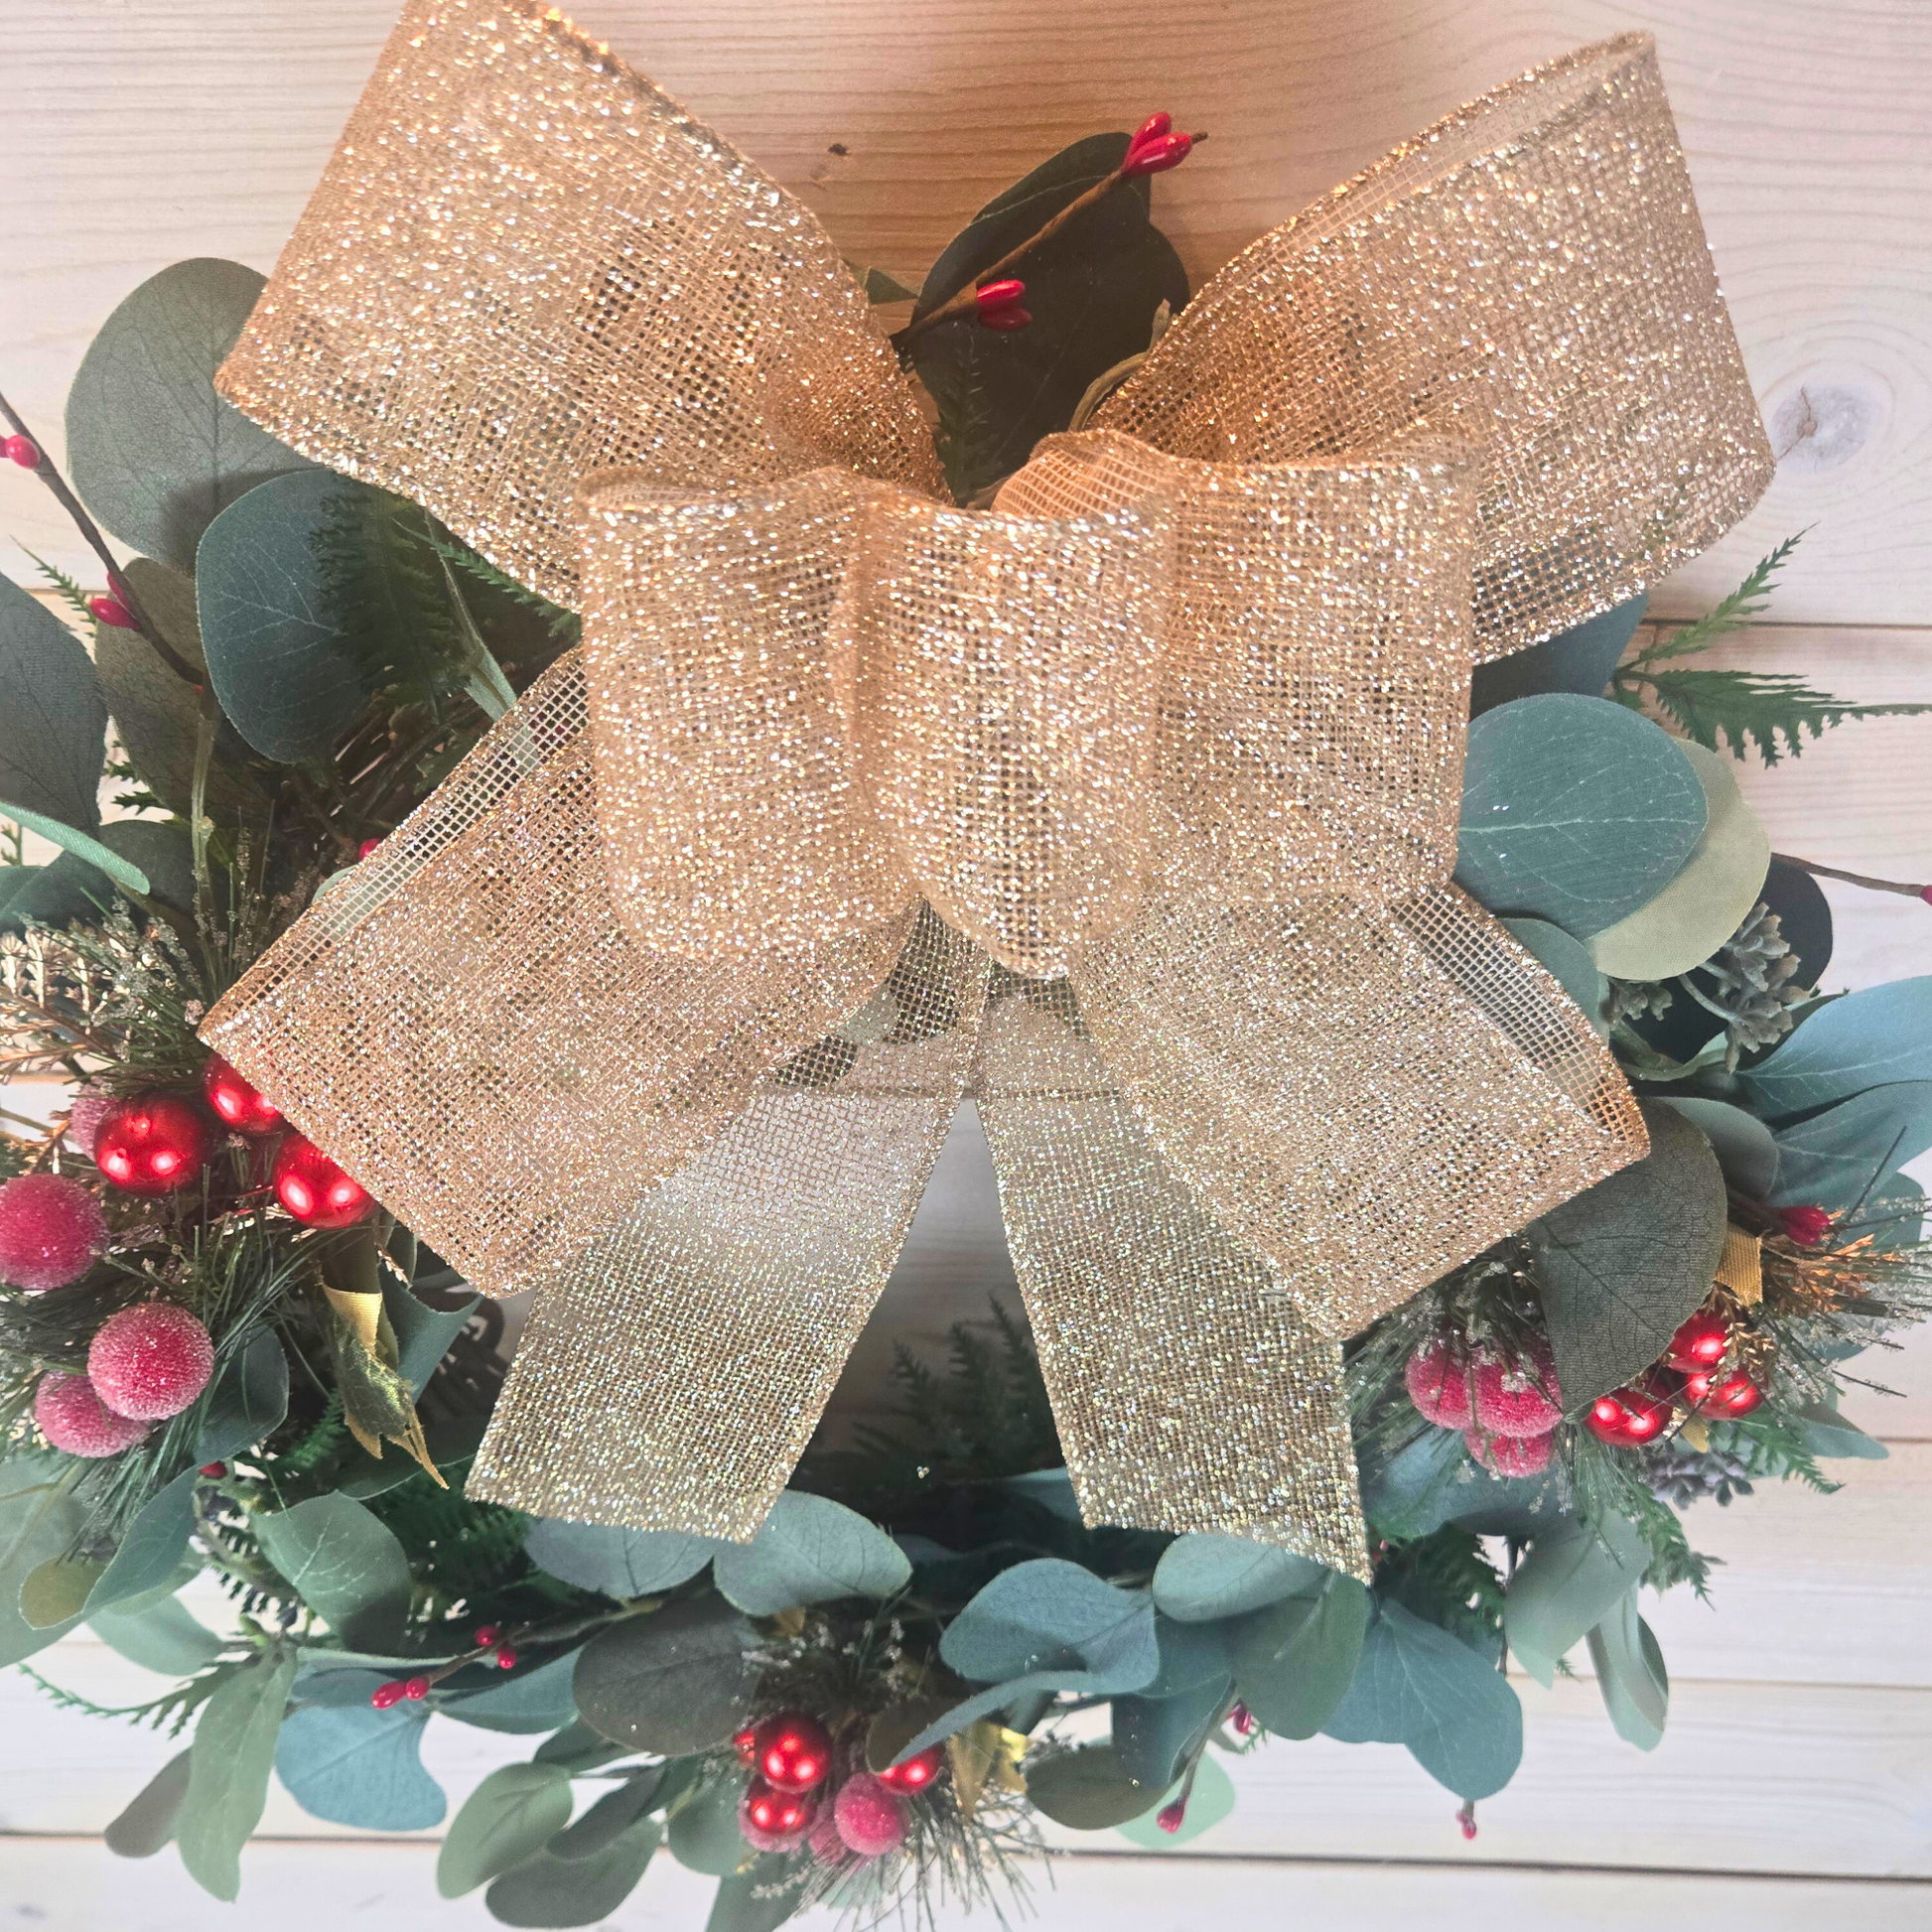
left=438, top=1650, right=581, bottom=1733
left=1228, top=1572, right=1371, bottom=1739
left=1738, top=978, right=1932, bottom=1116
left=1152, top=1534, right=1334, bottom=1623
left=436, top=1762, right=574, bottom=1898
left=483, top=1818, right=661, bottom=1927
left=573, top=1598, right=759, bottom=1754
left=0, top=571, right=108, bottom=831
left=1502, top=1513, right=1648, bottom=1687
left=275, top=1703, right=446, bottom=1831
left=21, top=1554, right=104, bottom=1629
left=940, top=1559, right=1158, bottom=1692
left=525, top=1518, right=718, bottom=1600
left=1024, top=1742, right=1162, bottom=1830
left=1587, top=742, right=1770, bottom=981
left=1114, top=1750, right=1238, bottom=1849
left=90, top=1593, right=223, bottom=1678
left=712, top=1492, right=909, bottom=1614
left=1658, top=1096, right=1779, bottom=1198
left=666, top=1768, right=750, bottom=1875
left=0, top=1458, right=89, bottom=1666
left=1455, top=694, right=1708, bottom=935
left=1111, top=1672, right=1230, bottom=1789
left=197, top=467, right=370, bottom=760
left=66, top=258, right=310, bottom=571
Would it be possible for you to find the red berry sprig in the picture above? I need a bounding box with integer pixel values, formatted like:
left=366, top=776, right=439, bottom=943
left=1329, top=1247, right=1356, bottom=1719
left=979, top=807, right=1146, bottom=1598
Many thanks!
left=2, top=433, right=39, bottom=468
left=754, top=1713, right=832, bottom=1793
left=1780, top=1203, right=1832, bottom=1247
left=974, top=277, right=1031, bottom=332
left=87, top=594, right=136, bottom=628
left=1584, top=1381, right=1674, bottom=1447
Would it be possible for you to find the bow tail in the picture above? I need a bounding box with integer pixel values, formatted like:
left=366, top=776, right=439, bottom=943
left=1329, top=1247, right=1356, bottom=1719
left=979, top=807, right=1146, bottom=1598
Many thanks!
left=1069, top=885, right=1648, bottom=1341
left=470, top=906, right=989, bottom=1536
left=973, top=976, right=1370, bottom=1581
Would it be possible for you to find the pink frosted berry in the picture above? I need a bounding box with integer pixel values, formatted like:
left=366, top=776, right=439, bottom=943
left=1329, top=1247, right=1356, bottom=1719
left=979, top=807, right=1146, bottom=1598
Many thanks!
left=807, top=1811, right=849, bottom=1868
left=87, top=1302, right=214, bottom=1420
left=833, top=1772, right=905, bottom=1859
left=1404, top=1339, right=1473, bottom=1428
left=1472, top=1343, right=1562, bottom=1440
left=35, top=1371, right=148, bottom=1457
left=1463, top=1428, right=1555, bottom=1478
left=65, top=1084, right=118, bottom=1161
left=0, top=1173, right=108, bottom=1291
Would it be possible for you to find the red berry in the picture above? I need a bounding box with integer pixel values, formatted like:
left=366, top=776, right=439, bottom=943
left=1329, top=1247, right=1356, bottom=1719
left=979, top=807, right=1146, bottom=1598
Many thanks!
left=1230, top=1702, right=1256, bottom=1736
left=3, top=434, right=40, bottom=469
left=65, top=1086, right=116, bottom=1161
left=494, top=1645, right=518, bottom=1670
left=273, top=1133, right=373, bottom=1228
left=1404, top=1339, right=1473, bottom=1428
left=1122, top=130, right=1194, bottom=177
left=1130, top=112, right=1173, bottom=149
left=357, top=837, right=382, bottom=860
left=1464, top=1427, right=1556, bottom=1477
left=979, top=306, right=1033, bottom=332
left=0, top=1173, right=108, bottom=1290
left=94, top=1094, right=212, bottom=1196
left=87, top=595, right=136, bottom=629
left=87, top=1302, right=215, bottom=1420
left=756, top=1712, right=833, bottom=1793
left=200, top=1460, right=227, bottom=1477
left=201, top=1055, right=283, bottom=1136
left=34, top=1370, right=148, bottom=1457
left=807, top=1811, right=848, bottom=1867
left=732, top=1724, right=759, bottom=1764
left=1472, top=1343, right=1562, bottom=1440
left=1686, top=1368, right=1763, bottom=1418
left=879, top=1744, right=944, bottom=1792
left=974, top=278, right=1026, bottom=313
left=475, top=1624, right=501, bottom=1647
left=740, top=1775, right=815, bottom=1851
left=833, top=1772, right=904, bottom=1858
left=1584, top=1383, right=1673, bottom=1447
left=1780, top=1204, right=1832, bottom=1247
left=1665, top=1309, right=1729, bottom=1373
left=370, top=1681, right=405, bottom=1710
left=1156, top=1800, right=1186, bottom=1834
left=402, top=1675, right=431, bottom=1701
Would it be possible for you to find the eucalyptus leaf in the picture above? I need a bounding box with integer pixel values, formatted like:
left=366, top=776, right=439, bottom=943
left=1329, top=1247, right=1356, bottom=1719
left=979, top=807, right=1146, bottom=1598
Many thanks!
left=525, top=1517, right=718, bottom=1600
left=1455, top=694, right=1708, bottom=935
left=1738, top=978, right=1932, bottom=1115
left=549, top=1768, right=665, bottom=1862
left=21, top=1553, right=104, bottom=1628
left=104, top=1748, right=195, bottom=1860
left=941, top=1558, right=1159, bottom=1692
left=437, top=1761, right=574, bottom=1898
left=0, top=570, right=108, bottom=830
left=1501, top=916, right=1610, bottom=1036
left=1145, top=1615, right=1235, bottom=1698
left=533, top=1720, right=632, bottom=1773
left=712, top=1491, right=910, bottom=1614
left=912, top=134, right=1187, bottom=499
left=1114, top=1750, right=1237, bottom=1848
left=1527, top=1103, right=1727, bottom=1409
left=382, top=1281, right=481, bottom=1395
left=666, top=1767, right=751, bottom=1874
left=90, top=1592, right=224, bottom=1678
left=1152, top=1534, right=1333, bottom=1623
left=1227, top=1569, right=1372, bottom=1739
left=1024, top=1741, right=1162, bottom=1830
left=196, top=1327, right=290, bottom=1462
left=483, top=1817, right=662, bottom=1926
left=1321, top=1602, right=1522, bottom=1800
left=197, top=467, right=371, bottom=760
left=1112, top=1671, right=1229, bottom=1789
left=705, top=1852, right=808, bottom=1932
left=439, top=1650, right=580, bottom=1733
left=275, top=1702, right=446, bottom=1830
left=1502, top=1512, right=1649, bottom=1686
left=1469, top=595, right=1647, bottom=714
left=86, top=1467, right=198, bottom=1615
left=0, top=1460, right=88, bottom=1666
left=574, top=1597, right=759, bottom=1754
left=1795, top=1401, right=1888, bottom=1460
left=289, top=1666, right=392, bottom=1709
left=254, top=1493, right=413, bottom=1651
left=866, top=1698, right=959, bottom=1773
left=1658, top=1096, right=1780, bottom=1198
left=1586, top=1587, right=1669, bottom=1751
left=1002, top=1466, right=1082, bottom=1520
left=1770, top=1083, right=1932, bottom=1212
left=177, top=1649, right=298, bottom=1899
left=66, top=258, right=309, bottom=571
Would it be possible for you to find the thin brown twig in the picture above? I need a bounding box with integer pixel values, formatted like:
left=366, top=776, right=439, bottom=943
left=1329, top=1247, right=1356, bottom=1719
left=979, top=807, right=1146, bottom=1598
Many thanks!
left=1772, top=852, right=1928, bottom=900
left=0, top=387, right=205, bottom=687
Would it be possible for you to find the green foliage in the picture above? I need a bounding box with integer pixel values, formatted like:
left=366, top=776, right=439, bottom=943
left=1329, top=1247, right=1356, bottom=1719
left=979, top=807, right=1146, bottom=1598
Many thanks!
left=1587, top=1587, right=1669, bottom=1750
left=1610, top=538, right=1932, bottom=763
left=360, top=1467, right=529, bottom=1604
left=572, top=1598, right=759, bottom=1754
left=176, top=1648, right=298, bottom=1899
left=1151, top=1534, right=1332, bottom=1623
left=0, top=570, right=109, bottom=831
left=1226, top=1568, right=1371, bottom=1740
left=437, top=1761, right=574, bottom=1898
left=1114, top=1750, right=1237, bottom=1847
left=1470, top=594, right=1648, bottom=714
left=524, top=1517, right=715, bottom=1600
left=1023, top=1741, right=1160, bottom=1829
left=1770, top=1083, right=1932, bottom=1211
left=253, top=1494, right=414, bottom=1651
left=1372, top=1528, right=1506, bottom=1657
left=483, top=1815, right=662, bottom=1926
left=1501, top=1512, right=1648, bottom=1686
left=432, top=536, right=581, bottom=646
left=1739, top=977, right=1932, bottom=1115
left=103, top=1748, right=195, bottom=1859
left=711, top=1491, right=911, bottom=1615
left=275, top=1703, right=446, bottom=1830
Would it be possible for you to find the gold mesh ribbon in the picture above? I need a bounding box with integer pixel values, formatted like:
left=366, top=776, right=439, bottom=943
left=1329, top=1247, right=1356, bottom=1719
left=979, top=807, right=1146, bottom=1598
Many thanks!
left=204, top=0, right=1774, bottom=1576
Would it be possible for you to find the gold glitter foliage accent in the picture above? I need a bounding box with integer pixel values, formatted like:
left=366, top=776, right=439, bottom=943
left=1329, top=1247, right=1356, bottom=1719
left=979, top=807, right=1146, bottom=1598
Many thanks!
left=203, top=3, right=1774, bottom=1556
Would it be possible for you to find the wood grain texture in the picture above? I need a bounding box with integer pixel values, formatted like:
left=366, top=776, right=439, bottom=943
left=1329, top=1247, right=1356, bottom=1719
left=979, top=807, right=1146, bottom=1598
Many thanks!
left=3, top=1, right=1931, bottom=621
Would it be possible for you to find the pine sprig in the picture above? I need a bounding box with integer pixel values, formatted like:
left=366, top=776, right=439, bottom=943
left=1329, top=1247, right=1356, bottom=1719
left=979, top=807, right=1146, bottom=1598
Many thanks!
left=1611, top=535, right=1932, bottom=764
left=428, top=536, right=581, bottom=644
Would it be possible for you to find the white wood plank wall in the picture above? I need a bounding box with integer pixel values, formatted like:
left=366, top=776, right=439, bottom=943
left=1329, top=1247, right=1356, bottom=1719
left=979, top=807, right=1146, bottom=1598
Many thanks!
left=2, top=0, right=1930, bottom=1924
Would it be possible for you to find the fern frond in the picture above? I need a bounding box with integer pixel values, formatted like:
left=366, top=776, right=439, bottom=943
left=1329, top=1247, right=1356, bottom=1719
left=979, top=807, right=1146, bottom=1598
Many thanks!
left=23, top=549, right=93, bottom=622
left=1633, top=666, right=1932, bottom=766
left=1624, top=533, right=1805, bottom=668
left=428, top=537, right=581, bottom=643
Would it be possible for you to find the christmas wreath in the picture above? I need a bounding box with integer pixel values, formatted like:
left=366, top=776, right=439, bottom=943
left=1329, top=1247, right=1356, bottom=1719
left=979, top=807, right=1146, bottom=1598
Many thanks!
left=2, top=6, right=1929, bottom=1926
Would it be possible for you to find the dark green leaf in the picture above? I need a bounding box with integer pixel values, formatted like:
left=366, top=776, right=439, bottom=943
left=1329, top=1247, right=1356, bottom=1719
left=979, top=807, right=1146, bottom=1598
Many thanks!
left=941, top=1558, right=1159, bottom=1690
left=1025, top=1741, right=1163, bottom=1829
left=86, top=1468, right=198, bottom=1615
left=439, top=1651, right=580, bottom=1733
left=437, top=1762, right=574, bottom=1898
left=1144, top=1615, right=1234, bottom=1698
left=550, top=1767, right=667, bottom=1861
left=275, top=1703, right=446, bottom=1830
left=177, top=1649, right=298, bottom=1899
left=0, top=569, right=108, bottom=830
left=666, top=1767, right=751, bottom=1874
left=1502, top=1513, right=1648, bottom=1686
left=1500, top=916, right=1609, bottom=1036
left=1322, top=1601, right=1522, bottom=1800
left=254, top=1494, right=413, bottom=1651
left=196, top=468, right=370, bottom=760
left=1770, top=1083, right=1932, bottom=1211
left=865, top=1698, right=958, bottom=1773
left=1586, top=1587, right=1668, bottom=1750
left=1527, top=1103, right=1727, bottom=1409
left=1359, top=1425, right=1563, bottom=1543
left=1455, top=694, right=1708, bottom=935
left=1657, top=1097, right=1779, bottom=1198
left=1111, top=1673, right=1228, bottom=1789
left=196, top=1328, right=290, bottom=1462
left=574, top=1598, right=759, bottom=1754
left=483, top=1818, right=661, bottom=1926
left=712, top=1491, right=909, bottom=1614
left=1794, top=1401, right=1888, bottom=1461
left=1738, top=979, right=1932, bottom=1115
left=705, top=1852, right=808, bottom=1932
left=91, top=1592, right=223, bottom=1678
left=1470, top=595, right=1646, bottom=714
left=104, top=1748, right=195, bottom=1859
left=21, top=1553, right=104, bottom=1628
left=533, top=1720, right=631, bottom=1773
left=66, top=258, right=309, bottom=571
left=1152, top=1534, right=1334, bottom=1623
left=525, top=1517, right=718, bottom=1600
left=912, top=134, right=1187, bottom=499
left=382, top=1281, right=481, bottom=1395
left=1227, top=1570, right=1371, bottom=1739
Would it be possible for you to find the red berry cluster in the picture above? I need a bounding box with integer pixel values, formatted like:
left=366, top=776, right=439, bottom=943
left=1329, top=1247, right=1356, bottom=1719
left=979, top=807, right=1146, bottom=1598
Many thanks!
left=1585, top=1297, right=1772, bottom=1448
left=729, top=1711, right=943, bottom=1862
left=367, top=1626, right=519, bottom=1711
left=1121, top=109, right=1200, bottom=179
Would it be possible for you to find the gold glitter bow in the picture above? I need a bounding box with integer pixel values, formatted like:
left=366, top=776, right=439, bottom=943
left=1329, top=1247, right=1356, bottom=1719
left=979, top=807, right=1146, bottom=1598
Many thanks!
left=202, top=0, right=1772, bottom=1578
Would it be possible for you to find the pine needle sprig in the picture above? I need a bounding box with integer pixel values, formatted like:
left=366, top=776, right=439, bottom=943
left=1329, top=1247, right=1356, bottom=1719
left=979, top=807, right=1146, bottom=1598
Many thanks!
left=428, top=535, right=582, bottom=644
